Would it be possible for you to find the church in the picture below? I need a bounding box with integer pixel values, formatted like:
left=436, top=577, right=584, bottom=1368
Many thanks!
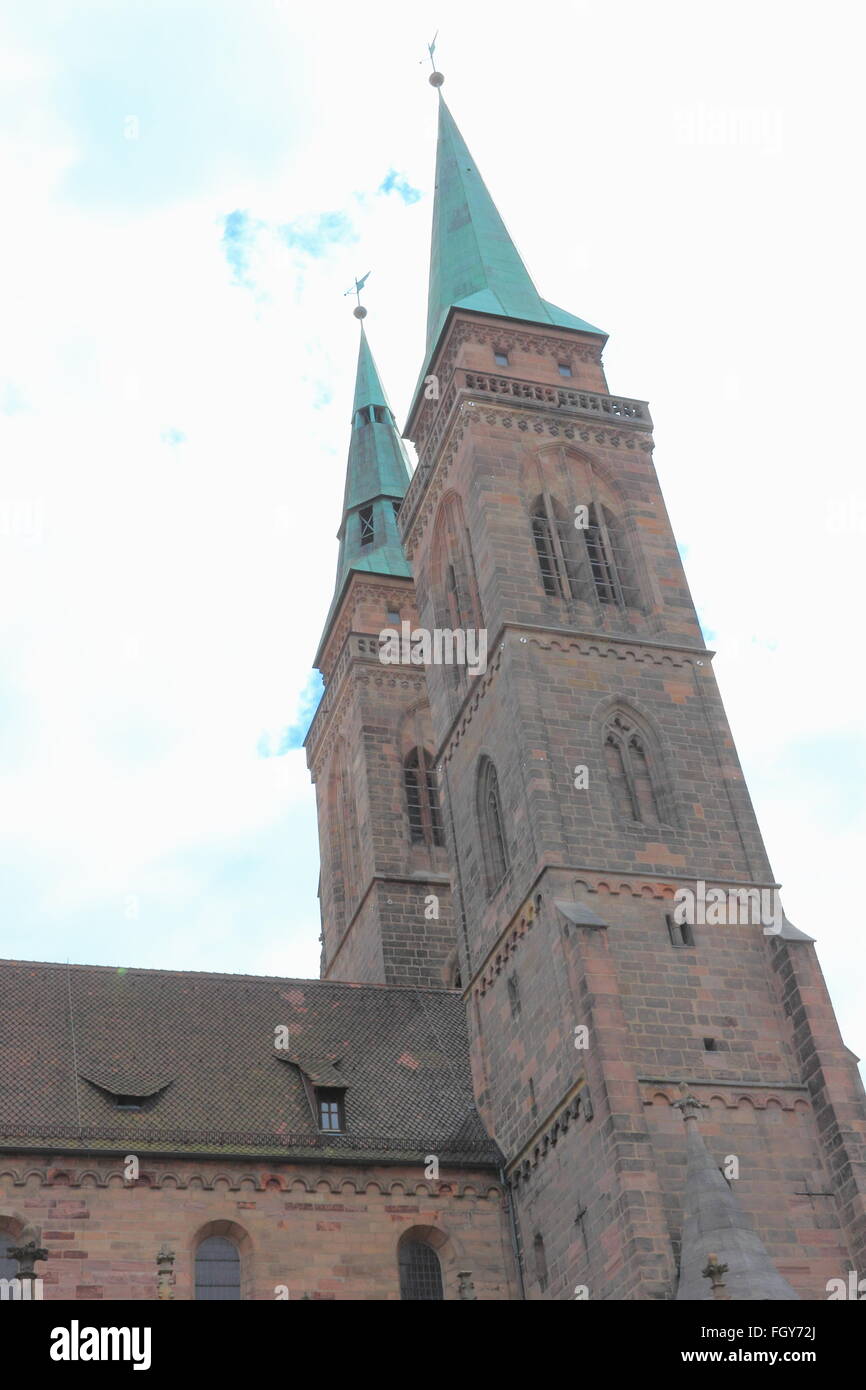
left=2, top=70, right=865, bottom=1303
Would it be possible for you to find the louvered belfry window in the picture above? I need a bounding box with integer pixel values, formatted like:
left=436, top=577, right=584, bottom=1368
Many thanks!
left=399, top=1240, right=444, bottom=1300
left=531, top=493, right=640, bottom=611
left=404, top=748, right=445, bottom=848
left=195, top=1237, right=241, bottom=1301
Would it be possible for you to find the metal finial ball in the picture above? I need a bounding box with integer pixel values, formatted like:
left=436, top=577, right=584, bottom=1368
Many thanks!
left=429, top=71, right=445, bottom=88
left=353, top=305, right=367, bottom=319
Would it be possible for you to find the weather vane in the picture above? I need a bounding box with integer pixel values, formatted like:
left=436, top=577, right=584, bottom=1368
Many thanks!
left=426, top=32, right=444, bottom=87
left=344, top=271, right=371, bottom=319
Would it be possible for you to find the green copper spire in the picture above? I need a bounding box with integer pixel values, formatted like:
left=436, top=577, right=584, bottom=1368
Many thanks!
left=316, top=326, right=412, bottom=662
left=414, top=91, right=605, bottom=405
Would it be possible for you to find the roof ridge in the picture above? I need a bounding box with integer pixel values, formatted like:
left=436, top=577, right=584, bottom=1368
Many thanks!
left=0, top=957, right=462, bottom=994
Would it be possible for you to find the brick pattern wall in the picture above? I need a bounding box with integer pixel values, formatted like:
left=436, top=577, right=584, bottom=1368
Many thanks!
left=402, top=310, right=866, bottom=1299
left=0, top=1157, right=517, bottom=1300
left=307, top=574, right=457, bottom=986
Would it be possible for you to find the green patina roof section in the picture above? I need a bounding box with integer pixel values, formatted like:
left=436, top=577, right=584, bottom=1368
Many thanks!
left=352, top=325, right=392, bottom=418
left=410, top=96, right=605, bottom=414
left=316, top=328, right=413, bottom=663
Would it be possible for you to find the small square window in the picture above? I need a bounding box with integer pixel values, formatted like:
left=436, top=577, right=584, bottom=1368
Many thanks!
left=703, top=1037, right=717, bottom=1052
left=316, top=1089, right=345, bottom=1132
left=557, top=362, right=572, bottom=377
left=387, top=609, right=400, bottom=625
left=494, top=351, right=509, bottom=367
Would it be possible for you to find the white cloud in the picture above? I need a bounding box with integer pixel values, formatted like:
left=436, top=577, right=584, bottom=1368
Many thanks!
left=0, top=0, right=862, bottom=1070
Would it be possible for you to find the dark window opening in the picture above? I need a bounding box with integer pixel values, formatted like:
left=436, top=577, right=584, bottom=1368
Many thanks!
left=703, top=1037, right=717, bottom=1052
left=666, top=913, right=693, bottom=948
left=317, top=1089, right=345, bottom=1132
left=533, top=1233, right=549, bottom=1291
left=195, top=1236, right=241, bottom=1301
left=404, top=748, right=445, bottom=848
left=399, top=1240, right=444, bottom=1300
left=507, top=973, right=521, bottom=1019
left=478, top=757, right=508, bottom=894
left=115, top=1095, right=144, bottom=1110
left=585, top=503, right=621, bottom=604
left=359, top=506, right=374, bottom=546
left=530, top=494, right=588, bottom=603
left=392, top=499, right=401, bottom=520
left=531, top=508, right=563, bottom=597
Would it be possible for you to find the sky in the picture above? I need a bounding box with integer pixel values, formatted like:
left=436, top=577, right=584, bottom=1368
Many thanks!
left=0, top=1, right=863, bottom=1061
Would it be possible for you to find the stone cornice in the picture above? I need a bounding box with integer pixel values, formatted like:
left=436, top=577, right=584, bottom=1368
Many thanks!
left=401, top=396, right=654, bottom=563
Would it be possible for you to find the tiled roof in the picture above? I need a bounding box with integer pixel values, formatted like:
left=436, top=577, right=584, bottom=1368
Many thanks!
left=0, top=959, right=499, bottom=1166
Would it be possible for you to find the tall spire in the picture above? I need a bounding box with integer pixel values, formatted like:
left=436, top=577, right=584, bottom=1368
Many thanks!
left=316, top=324, right=412, bottom=662
left=422, top=86, right=605, bottom=373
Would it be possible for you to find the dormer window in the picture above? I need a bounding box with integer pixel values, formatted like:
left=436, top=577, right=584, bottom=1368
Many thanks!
left=316, top=1089, right=345, bottom=1132
left=115, top=1095, right=144, bottom=1110
left=494, top=350, right=509, bottom=367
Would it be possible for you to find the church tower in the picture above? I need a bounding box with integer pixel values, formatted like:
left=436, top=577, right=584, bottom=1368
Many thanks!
left=305, top=317, right=456, bottom=987
left=389, top=75, right=866, bottom=1299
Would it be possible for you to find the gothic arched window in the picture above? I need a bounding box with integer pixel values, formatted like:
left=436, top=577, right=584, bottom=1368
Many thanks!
left=583, top=503, right=638, bottom=609
left=195, top=1236, right=241, bottom=1301
left=398, top=1239, right=444, bottom=1301
left=431, top=495, right=481, bottom=701
left=338, top=752, right=361, bottom=905
left=404, top=748, right=445, bottom=848
left=603, top=711, right=666, bottom=825
left=530, top=494, right=583, bottom=600
left=477, top=757, right=508, bottom=894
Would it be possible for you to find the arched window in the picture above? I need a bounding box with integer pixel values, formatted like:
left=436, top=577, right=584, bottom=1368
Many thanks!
left=477, top=757, right=508, bottom=894
left=195, top=1236, right=241, bottom=1301
left=399, top=1239, right=444, bottom=1300
left=530, top=494, right=584, bottom=601
left=583, top=503, right=638, bottom=609
left=533, top=1233, right=549, bottom=1291
left=431, top=495, right=481, bottom=701
left=331, top=741, right=361, bottom=923
left=603, top=711, right=666, bottom=825
left=404, top=748, right=445, bottom=847
left=531, top=487, right=640, bottom=612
